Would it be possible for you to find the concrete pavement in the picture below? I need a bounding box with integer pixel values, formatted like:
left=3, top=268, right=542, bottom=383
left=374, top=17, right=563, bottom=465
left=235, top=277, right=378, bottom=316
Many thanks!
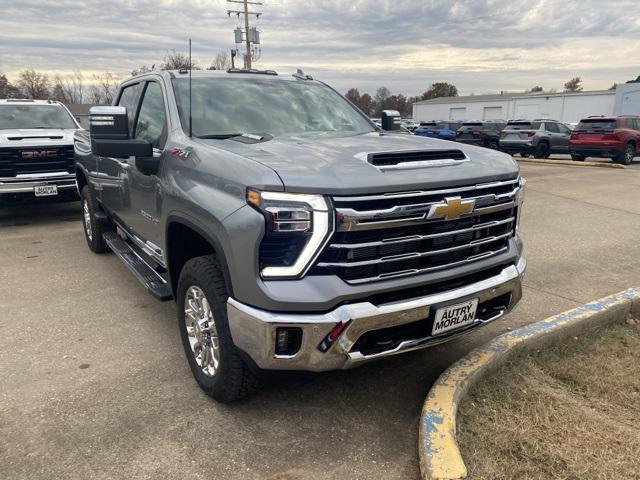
left=1, top=160, right=639, bottom=480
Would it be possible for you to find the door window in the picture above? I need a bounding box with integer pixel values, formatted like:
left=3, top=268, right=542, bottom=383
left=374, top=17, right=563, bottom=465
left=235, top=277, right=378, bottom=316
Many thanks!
left=117, top=83, right=142, bottom=137
left=134, top=82, right=168, bottom=149
left=545, top=122, right=559, bottom=133
left=557, top=123, right=571, bottom=134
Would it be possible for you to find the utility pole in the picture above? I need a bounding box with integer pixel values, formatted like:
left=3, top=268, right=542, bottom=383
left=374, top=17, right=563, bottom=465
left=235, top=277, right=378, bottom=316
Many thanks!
left=227, top=0, right=262, bottom=69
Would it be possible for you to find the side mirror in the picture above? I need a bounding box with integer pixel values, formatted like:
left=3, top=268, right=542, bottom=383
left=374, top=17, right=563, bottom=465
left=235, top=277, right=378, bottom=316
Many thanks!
left=381, top=110, right=401, bottom=131
left=89, top=106, right=152, bottom=158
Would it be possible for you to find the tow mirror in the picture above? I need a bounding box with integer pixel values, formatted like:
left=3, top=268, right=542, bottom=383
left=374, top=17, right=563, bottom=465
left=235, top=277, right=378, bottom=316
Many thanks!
left=89, top=106, right=152, bottom=158
left=381, top=110, right=402, bottom=131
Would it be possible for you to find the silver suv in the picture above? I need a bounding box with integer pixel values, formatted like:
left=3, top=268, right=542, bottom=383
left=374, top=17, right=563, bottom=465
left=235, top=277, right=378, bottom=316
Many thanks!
left=500, top=119, right=572, bottom=158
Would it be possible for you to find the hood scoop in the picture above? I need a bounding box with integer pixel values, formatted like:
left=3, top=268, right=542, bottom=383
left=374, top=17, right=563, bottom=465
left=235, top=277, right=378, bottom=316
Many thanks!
left=8, top=135, right=64, bottom=141
left=359, top=149, right=469, bottom=171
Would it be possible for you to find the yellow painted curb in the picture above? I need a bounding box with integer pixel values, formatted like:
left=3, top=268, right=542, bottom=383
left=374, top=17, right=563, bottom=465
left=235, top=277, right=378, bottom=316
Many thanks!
left=418, top=287, right=640, bottom=480
left=514, top=157, right=626, bottom=169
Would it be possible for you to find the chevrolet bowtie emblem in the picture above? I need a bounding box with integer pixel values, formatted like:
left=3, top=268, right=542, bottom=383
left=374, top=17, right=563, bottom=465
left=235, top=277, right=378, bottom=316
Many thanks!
left=428, top=196, right=476, bottom=221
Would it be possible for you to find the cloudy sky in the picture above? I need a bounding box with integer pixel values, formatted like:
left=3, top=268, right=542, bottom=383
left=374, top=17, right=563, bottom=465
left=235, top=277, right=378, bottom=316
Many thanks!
left=1, top=0, right=639, bottom=96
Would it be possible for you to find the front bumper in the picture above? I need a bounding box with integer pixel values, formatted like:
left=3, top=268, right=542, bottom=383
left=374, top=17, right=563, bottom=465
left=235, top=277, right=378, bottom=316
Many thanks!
left=0, top=172, right=76, bottom=194
left=227, top=257, right=526, bottom=372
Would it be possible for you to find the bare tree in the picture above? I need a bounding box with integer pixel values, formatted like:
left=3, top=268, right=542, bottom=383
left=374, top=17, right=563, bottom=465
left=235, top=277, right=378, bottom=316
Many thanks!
left=89, top=72, right=120, bottom=105
left=0, top=73, right=21, bottom=99
left=208, top=52, right=231, bottom=70
left=51, top=75, right=69, bottom=103
left=17, top=69, right=51, bottom=99
left=131, top=65, right=154, bottom=76
left=63, top=71, right=85, bottom=104
left=160, top=51, right=200, bottom=71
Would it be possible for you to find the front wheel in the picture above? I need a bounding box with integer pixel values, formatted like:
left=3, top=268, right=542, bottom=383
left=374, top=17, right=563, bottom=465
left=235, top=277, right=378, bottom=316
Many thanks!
left=177, top=255, right=261, bottom=403
left=81, top=185, right=112, bottom=253
left=614, top=143, right=635, bottom=165
left=571, top=153, right=586, bottom=161
left=487, top=140, right=499, bottom=150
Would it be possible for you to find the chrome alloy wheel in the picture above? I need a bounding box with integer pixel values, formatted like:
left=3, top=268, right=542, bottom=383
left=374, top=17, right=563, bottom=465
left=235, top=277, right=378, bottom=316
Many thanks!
left=184, top=286, right=220, bottom=377
left=83, top=200, right=93, bottom=241
left=626, top=144, right=635, bottom=163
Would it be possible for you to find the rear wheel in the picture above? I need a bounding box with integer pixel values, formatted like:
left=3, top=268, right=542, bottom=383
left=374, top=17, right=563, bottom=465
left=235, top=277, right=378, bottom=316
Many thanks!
left=614, top=143, right=635, bottom=165
left=520, top=152, right=530, bottom=158
left=177, top=255, right=261, bottom=403
left=81, top=186, right=112, bottom=253
left=534, top=142, right=550, bottom=159
left=571, top=153, right=586, bottom=161
left=487, top=140, right=499, bottom=150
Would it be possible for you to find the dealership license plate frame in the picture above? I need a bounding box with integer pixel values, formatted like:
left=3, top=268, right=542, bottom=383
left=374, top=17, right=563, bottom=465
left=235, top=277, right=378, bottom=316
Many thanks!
left=431, top=298, right=479, bottom=336
left=34, top=185, right=58, bottom=197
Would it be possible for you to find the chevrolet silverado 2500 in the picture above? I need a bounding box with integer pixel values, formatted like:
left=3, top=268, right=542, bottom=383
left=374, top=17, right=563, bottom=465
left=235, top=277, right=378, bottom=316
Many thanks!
left=0, top=99, right=80, bottom=202
left=74, top=69, right=526, bottom=402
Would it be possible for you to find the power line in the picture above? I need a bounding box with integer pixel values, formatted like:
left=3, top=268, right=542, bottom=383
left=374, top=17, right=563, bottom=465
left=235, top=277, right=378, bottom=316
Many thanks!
left=227, top=0, right=263, bottom=69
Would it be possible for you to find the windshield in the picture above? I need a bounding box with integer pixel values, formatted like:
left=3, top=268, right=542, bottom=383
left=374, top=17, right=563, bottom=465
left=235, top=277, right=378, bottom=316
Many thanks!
left=0, top=104, right=77, bottom=130
left=172, top=77, right=375, bottom=138
left=575, top=119, right=617, bottom=131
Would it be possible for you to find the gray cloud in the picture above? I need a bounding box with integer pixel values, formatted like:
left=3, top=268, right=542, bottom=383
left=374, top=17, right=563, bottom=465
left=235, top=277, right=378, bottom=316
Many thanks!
left=1, top=0, right=638, bottom=95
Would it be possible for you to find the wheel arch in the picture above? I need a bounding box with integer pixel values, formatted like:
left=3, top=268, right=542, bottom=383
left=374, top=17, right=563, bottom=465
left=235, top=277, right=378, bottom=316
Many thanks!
left=165, top=214, right=234, bottom=300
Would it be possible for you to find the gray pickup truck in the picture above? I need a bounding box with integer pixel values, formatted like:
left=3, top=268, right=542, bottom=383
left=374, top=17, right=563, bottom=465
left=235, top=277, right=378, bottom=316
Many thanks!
left=74, top=69, right=526, bottom=402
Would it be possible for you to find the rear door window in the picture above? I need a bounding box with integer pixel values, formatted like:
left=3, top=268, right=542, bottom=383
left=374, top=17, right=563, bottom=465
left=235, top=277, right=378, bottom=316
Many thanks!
left=545, top=122, right=559, bottom=133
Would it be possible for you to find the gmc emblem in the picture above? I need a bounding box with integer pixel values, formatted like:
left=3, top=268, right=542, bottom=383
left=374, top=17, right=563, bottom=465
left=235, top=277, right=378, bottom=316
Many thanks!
left=21, top=150, right=57, bottom=159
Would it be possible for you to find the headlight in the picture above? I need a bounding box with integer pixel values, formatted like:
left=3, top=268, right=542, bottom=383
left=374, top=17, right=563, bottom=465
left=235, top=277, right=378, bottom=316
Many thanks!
left=247, top=189, right=333, bottom=279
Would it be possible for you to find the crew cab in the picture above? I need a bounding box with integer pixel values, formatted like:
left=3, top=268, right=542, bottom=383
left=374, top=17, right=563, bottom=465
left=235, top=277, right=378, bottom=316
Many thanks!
left=569, top=116, right=640, bottom=164
left=456, top=120, right=506, bottom=150
left=75, top=70, right=526, bottom=402
left=0, top=99, right=80, bottom=202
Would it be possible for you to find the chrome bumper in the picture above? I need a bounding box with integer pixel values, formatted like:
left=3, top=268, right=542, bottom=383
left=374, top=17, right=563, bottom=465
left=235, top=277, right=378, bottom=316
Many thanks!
left=227, top=257, right=526, bottom=372
left=0, top=172, right=76, bottom=194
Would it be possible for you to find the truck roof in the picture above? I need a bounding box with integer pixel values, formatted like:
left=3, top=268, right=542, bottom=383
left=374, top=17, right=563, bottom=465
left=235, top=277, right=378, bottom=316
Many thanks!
left=0, top=99, right=65, bottom=106
left=125, top=68, right=317, bottom=84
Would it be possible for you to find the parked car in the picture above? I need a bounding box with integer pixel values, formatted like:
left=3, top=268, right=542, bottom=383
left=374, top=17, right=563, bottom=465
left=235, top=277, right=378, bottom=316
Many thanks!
left=456, top=120, right=506, bottom=149
left=414, top=121, right=462, bottom=141
left=0, top=99, right=80, bottom=203
left=569, top=116, right=640, bottom=164
left=499, top=119, right=572, bottom=158
left=75, top=69, right=526, bottom=402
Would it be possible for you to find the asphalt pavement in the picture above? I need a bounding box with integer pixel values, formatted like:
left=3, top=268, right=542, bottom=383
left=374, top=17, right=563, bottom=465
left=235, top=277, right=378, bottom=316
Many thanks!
left=1, top=160, right=639, bottom=480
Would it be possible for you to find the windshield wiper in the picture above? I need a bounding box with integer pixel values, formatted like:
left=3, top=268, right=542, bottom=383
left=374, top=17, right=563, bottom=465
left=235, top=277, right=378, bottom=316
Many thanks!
left=197, top=133, right=244, bottom=139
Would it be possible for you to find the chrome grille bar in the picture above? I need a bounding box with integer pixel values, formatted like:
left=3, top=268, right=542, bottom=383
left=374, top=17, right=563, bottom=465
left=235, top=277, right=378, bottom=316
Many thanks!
left=317, top=232, right=512, bottom=268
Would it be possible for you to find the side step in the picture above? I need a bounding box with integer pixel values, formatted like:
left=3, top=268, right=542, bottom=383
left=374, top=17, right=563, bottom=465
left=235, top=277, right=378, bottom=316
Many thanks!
left=103, top=231, right=173, bottom=302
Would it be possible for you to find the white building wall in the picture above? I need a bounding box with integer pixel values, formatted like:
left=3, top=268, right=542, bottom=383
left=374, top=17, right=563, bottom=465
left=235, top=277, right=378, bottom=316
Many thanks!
left=413, top=91, right=621, bottom=124
left=413, top=100, right=510, bottom=122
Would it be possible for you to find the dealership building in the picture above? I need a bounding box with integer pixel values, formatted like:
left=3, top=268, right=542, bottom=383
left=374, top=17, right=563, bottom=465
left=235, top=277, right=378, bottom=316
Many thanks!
left=412, top=83, right=640, bottom=123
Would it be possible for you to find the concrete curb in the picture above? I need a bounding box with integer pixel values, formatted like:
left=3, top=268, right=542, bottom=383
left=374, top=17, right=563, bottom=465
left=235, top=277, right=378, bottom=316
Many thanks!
left=514, top=157, right=626, bottom=169
left=418, top=287, right=640, bottom=480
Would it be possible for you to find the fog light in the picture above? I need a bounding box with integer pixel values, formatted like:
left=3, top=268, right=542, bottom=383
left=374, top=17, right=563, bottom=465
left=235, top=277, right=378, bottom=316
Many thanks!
left=275, top=327, right=303, bottom=357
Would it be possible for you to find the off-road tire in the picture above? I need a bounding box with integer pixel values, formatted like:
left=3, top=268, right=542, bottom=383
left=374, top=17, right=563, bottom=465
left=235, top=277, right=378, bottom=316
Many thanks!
left=571, top=153, right=586, bottom=161
left=534, top=142, right=550, bottom=159
left=177, top=255, right=261, bottom=403
left=81, top=185, right=113, bottom=253
left=614, top=143, right=635, bottom=165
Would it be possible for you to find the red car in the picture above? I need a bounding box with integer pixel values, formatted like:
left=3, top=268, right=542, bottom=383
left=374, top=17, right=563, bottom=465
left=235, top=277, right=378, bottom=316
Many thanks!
left=569, top=116, right=640, bottom=164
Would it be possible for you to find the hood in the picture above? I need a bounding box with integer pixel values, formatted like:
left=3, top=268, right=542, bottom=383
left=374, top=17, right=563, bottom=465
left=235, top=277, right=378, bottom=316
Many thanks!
left=0, top=129, right=77, bottom=147
left=199, top=132, right=520, bottom=195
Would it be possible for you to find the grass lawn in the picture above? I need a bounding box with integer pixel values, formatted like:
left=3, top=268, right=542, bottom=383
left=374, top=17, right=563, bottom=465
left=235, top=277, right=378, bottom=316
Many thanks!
left=457, top=317, right=640, bottom=480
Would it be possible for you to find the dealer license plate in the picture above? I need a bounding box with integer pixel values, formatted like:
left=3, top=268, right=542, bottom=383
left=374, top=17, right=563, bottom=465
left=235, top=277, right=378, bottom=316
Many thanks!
left=431, top=299, right=479, bottom=336
left=34, top=185, right=58, bottom=197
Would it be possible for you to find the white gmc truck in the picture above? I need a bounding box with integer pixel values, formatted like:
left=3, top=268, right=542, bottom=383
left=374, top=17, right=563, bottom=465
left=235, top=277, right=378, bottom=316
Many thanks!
left=0, top=99, right=80, bottom=202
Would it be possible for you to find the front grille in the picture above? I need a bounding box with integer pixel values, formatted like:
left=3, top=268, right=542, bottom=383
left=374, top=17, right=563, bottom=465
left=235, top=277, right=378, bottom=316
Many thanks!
left=0, top=145, right=75, bottom=177
left=310, top=178, right=521, bottom=284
